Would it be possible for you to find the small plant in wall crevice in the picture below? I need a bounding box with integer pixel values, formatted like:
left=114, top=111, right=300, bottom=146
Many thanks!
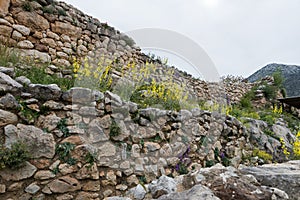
left=0, top=141, right=31, bottom=170
left=55, top=142, right=77, bottom=165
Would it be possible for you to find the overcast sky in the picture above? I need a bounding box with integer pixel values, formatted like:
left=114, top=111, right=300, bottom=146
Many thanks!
left=62, top=0, right=300, bottom=78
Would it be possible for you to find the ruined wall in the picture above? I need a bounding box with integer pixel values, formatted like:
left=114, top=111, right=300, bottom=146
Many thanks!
left=0, top=0, right=142, bottom=66
left=0, top=0, right=254, bottom=105
left=0, top=66, right=256, bottom=199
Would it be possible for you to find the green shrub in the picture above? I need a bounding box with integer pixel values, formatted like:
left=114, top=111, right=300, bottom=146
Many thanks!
left=221, top=156, right=231, bottom=167
left=253, top=148, right=272, bottom=161
left=85, top=151, right=97, bottom=167
left=110, top=119, right=121, bottom=138
left=282, top=113, right=300, bottom=132
left=130, top=84, right=181, bottom=111
left=259, top=112, right=277, bottom=126
left=58, top=8, right=67, bottom=16
left=205, top=160, right=215, bottom=167
left=240, top=97, right=252, bottom=109
left=138, top=175, right=147, bottom=185
left=281, top=88, right=287, bottom=98
left=238, top=86, right=257, bottom=109
left=228, top=106, right=260, bottom=121
left=263, top=128, right=275, bottom=137
left=16, top=65, right=74, bottom=91
left=22, top=2, right=33, bottom=11
left=273, top=70, right=284, bottom=87
left=0, top=142, right=31, bottom=170
left=263, top=85, right=277, bottom=100
left=55, top=142, right=76, bottom=165
left=57, top=118, right=70, bottom=137
left=42, top=5, right=55, bottom=14
left=177, top=162, right=189, bottom=175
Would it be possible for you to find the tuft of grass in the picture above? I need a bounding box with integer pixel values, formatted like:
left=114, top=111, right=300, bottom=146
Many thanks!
left=85, top=151, right=97, bottom=168
left=0, top=44, right=20, bottom=67
left=110, top=119, right=121, bottom=138
left=22, top=2, right=33, bottom=12
left=259, top=111, right=277, bottom=126
left=57, top=118, right=70, bottom=137
left=263, top=128, right=275, bottom=137
left=15, top=65, right=74, bottom=91
left=205, top=160, right=215, bottom=168
left=42, top=5, right=55, bottom=14
left=0, top=142, right=31, bottom=169
left=57, top=8, right=67, bottom=16
left=138, top=175, right=147, bottom=185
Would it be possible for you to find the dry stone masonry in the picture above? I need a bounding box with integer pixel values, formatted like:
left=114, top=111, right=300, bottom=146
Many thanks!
left=0, top=65, right=297, bottom=199
left=0, top=0, right=299, bottom=199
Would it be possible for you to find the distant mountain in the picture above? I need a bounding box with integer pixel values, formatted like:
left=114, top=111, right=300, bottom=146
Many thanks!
left=247, top=63, right=300, bottom=97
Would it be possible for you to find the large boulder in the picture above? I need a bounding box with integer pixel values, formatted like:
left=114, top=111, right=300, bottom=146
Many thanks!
left=62, top=87, right=93, bottom=103
left=0, top=25, right=12, bottom=37
left=0, top=109, right=18, bottom=127
left=0, top=93, right=20, bottom=110
left=0, top=71, right=23, bottom=93
left=240, top=160, right=300, bottom=200
left=0, top=161, right=37, bottom=181
left=28, top=83, right=62, bottom=100
left=19, top=49, right=51, bottom=63
left=192, top=163, right=288, bottom=200
left=148, top=175, right=177, bottom=199
left=158, top=184, right=220, bottom=200
left=51, top=21, right=82, bottom=38
left=15, top=11, right=50, bottom=31
left=4, top=124, right=56, bottom=159
left=47, top=176, right=81, bottom=193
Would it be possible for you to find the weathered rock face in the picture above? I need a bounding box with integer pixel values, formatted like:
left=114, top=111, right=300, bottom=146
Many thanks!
left=0, top=0, right=10, bottom=16
left=4, top=124, right=56, bottom=158
left=51, top=21, right=82, bottom=38
left=0, top=93, right=20, bottom=110
left=124, top=163, right=289, bottom=200
left=0, top=162, right=37, bottom=181
left=15, top=11, right=50, bottom=31
left=47, top=176, right=81, bottom=193
left=28, top=83, right=62, bottom=101
left=240, top=160, right=300, bottom=200
left=0, top=71, right=23, bottom=93
left=148, top=175, right=177, bottom=198
left=0, top=109, right=18, bottom=127
left=193, top=164, right=277, bottom=200
left=157, top=184, right=220, bottom=200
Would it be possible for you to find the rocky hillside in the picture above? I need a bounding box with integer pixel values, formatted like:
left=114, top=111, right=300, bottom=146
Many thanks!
left=247, top=63, right=300, bottom=97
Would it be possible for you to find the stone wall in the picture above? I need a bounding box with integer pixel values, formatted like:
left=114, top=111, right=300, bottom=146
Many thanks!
left=0, top=66, right=259, bottom=199
left=0, top=0, right=141, bottom=66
